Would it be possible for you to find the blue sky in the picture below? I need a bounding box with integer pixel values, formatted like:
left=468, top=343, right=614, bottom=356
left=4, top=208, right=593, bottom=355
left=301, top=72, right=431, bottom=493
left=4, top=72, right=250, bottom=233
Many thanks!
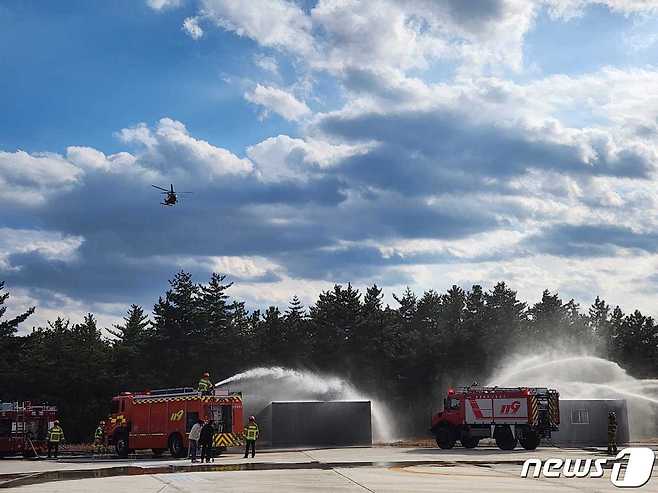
left=2, top=0, right=658, bottom=329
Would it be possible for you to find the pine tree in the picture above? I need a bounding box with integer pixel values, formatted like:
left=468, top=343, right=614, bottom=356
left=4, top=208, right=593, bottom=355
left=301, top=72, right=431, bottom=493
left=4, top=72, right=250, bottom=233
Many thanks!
left=108, top=305, right=152, bottom=389
left=108, top=304, right=150, bottom=344
left=483, top=282, right=527, bottom=371
left=589, top=296, right=611, bottom=353
left=0, top=282, right=35, bottom=399
left=152, top=271, right=202, bottom=386
left=0, top=281, right=35, bottom=337
left=283, top=296, right=310, bottom=366
left=260, top=306, right=284, bottom=364
left=310, top=284, right=362, bottom=371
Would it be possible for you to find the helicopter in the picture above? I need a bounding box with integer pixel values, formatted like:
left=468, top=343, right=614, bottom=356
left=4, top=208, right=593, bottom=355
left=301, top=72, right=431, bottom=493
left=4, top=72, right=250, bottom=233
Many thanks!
left=151, top=184, right=192, bottom=206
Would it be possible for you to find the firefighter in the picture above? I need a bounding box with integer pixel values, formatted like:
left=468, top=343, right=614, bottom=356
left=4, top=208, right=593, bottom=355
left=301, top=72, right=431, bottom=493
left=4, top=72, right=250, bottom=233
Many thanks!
left=199, top=419, right=215, bottom=463
left=243, top=415, right=259, bottom=459
left=189, top=417, right=203, bottom=463
left=607, top=410, right=618, bottom=455
left=47, top=421, right=65, bottom=458
left=94, top=421, right=106, bottom=455
left=197, top=372, right=214, bottom=395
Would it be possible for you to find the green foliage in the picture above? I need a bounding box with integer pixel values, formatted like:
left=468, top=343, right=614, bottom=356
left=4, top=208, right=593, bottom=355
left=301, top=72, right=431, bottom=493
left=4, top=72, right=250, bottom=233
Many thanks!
left=1, top=274, right=657, bottom=440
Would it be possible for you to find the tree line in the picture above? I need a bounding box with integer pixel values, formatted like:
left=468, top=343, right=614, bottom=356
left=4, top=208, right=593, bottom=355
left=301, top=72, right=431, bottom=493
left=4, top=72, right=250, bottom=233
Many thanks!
left=1, top=274, right=657, bottom=441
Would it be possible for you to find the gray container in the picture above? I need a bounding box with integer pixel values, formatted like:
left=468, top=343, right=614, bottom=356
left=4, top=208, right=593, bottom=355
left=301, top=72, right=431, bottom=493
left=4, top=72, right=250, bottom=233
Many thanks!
left=552, top=399, right=629, bottom=446
left=255, top=401, right=372, bottom=447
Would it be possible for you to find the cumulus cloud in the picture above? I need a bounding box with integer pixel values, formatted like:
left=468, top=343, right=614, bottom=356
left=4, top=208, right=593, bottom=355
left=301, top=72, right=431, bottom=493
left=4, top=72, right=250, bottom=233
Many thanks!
left=200, top=0, right=315, bottom=56
left=9, top=1, right=658, bottom=323
left=193, top=0, right=539, bottom=75
left=244, top=84, right=311, bottom=121
left=246, top=134, right=371, bottom=182
left=0, top=150, right=82, bottom=205
left=0, top=228, right=83, bottom=270
left=65, top=146, right=136, bottom=172
left=118, top=117, right=254, bottom=178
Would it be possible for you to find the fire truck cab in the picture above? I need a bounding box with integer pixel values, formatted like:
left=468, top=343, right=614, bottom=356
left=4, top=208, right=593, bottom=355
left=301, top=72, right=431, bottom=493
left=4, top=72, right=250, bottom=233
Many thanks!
left=0, top=402, right=58, bottom=457
left=105, top=387, right=244, bottom=458
left=431, top=386, right=559, bottom=450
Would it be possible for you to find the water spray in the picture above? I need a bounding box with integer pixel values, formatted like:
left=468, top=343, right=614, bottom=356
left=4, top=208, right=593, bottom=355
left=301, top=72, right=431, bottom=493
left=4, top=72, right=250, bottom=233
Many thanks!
left=216, top=367, right=395, bottom=442
left=488, top=353, right=658, bottom=439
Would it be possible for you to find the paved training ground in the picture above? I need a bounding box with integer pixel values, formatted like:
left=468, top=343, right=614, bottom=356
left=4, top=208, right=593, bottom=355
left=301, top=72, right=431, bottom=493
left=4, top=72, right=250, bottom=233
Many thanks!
left=1, top=446, right=656, bottom=492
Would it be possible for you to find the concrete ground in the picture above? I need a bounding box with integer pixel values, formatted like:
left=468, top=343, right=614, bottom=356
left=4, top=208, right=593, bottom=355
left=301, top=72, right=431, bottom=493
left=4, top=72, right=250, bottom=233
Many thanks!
left=1, top=446, right=656, bottom=492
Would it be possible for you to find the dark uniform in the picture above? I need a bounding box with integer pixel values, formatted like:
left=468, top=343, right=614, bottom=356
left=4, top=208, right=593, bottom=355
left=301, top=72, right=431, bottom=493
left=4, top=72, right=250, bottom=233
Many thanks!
left=47, top=423, right=65, bottom=458
left=199, top=421, right=215, bottom=463
left=607, top=411, right=618, bottom=455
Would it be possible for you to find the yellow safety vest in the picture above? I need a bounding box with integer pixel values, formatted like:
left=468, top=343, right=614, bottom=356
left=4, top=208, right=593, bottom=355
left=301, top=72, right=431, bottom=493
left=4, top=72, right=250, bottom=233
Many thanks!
left=245, top=423, right=259, bottom=441
left=198, top=378, right=213, bottom=392
left=48, top=426, right=64, bottom=443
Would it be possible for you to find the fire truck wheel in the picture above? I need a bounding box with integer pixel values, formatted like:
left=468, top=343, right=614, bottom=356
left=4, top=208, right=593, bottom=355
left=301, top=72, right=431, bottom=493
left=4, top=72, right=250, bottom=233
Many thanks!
left=168, top=433, right=186, bottom=458
left=519, top=431, right=540, bottom=450
left=435, top=427, right=456, bottom=449
left=494, top=426, right=517, bottom=451
left=461, top=436, right=479, bottom=449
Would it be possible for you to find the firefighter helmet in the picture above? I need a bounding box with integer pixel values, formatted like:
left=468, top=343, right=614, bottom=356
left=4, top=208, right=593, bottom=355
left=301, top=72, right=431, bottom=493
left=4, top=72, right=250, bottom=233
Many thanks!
left=249, top=415, right=255, bottom=421
left=203, top=372, right=210, bottom=377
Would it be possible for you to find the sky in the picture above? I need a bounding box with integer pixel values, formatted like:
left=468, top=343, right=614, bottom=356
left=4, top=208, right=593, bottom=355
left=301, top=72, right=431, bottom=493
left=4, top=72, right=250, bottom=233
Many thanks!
left=2, top=0, right=658, bottom=331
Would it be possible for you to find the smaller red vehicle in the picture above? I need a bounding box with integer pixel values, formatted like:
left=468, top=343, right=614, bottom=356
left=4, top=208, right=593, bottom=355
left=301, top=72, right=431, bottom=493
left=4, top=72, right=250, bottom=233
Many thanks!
left=105, top=387, right=244, bottom=458
left=431, top=386, right=559, bottom=450
left=0, top=402, right=58, bottom=457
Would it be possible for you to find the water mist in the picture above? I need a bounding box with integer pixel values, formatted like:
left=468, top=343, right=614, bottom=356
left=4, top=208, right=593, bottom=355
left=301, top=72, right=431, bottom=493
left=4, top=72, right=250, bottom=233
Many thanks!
left=216, top=367, right=395, bottom=442
left=487, top=353, right=658, bottom=439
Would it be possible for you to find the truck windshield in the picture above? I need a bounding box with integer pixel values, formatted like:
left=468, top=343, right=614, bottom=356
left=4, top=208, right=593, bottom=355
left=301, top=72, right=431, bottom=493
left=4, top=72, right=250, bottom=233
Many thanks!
left=444, top=397, right=459, bottom=410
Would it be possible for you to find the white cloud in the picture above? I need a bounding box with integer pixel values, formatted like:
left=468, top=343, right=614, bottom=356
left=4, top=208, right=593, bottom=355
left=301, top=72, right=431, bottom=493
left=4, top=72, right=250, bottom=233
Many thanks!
left=246, top=134, right=371, bottom=182
left=0, top=228, right=83, bottom=269
left=119, top=117, right=254, bottom=178
left=1, top=118, right=257, bottom=207
left=146, top=0, right=182, bottom=11
left=244, top=84, right=311, bottom=121
left=194, top=0, right=539, bottom=75
left=200, top=0, right=314, bottom=55
left=0, top=150, right=82, bottom=205
left=5, top=287, right=125, bottom=336
left=546, top=0, right=658, bottom=19
left=65, top=146, right=136, bottom=172
left=182, top=16, right=204, bottom=40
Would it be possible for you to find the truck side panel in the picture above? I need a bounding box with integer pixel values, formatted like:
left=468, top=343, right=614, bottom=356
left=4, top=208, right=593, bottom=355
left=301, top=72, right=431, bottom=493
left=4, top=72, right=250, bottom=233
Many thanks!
left=150, top=403, right=167, bottom=435
left=169, top=401, right=187, bottom=444
left=465, top=398, right=494, bottom=424
left=131, top=405, right=149, bottom=436
left=492, top=397, right=528, bottom=422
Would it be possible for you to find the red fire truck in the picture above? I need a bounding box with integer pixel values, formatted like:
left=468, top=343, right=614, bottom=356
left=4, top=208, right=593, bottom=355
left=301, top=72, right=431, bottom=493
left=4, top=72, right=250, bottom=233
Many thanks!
left=0, top=402, right=58, bottom=457
left=105, top=387, right=244, bottom=458
left=431, top=386, right=560, bottom=450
